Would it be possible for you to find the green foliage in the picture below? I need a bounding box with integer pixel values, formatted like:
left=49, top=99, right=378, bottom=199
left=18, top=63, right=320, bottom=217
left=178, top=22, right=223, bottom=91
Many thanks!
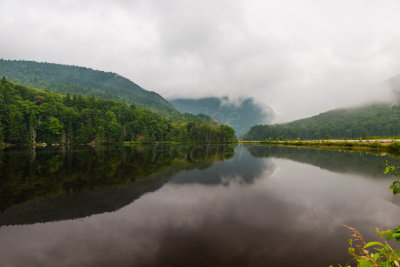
left=0, top=120, right=3, bottom=145
left=384, top=161, right=400, bottom=195
left=48, top=117, right=63, bottom=135
left=341, top=226, right=400, bottom=267
left=0, top=80, right=236, bottom=145
left=243, top=104, right=400, bottom=140
left=0, top=59, right=172, bottom=111
left=0, top=59, right=217, bottom=124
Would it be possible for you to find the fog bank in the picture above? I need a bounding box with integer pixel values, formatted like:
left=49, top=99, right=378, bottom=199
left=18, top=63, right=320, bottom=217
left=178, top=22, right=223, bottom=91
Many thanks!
left=1, top=0, right=400, bottom=122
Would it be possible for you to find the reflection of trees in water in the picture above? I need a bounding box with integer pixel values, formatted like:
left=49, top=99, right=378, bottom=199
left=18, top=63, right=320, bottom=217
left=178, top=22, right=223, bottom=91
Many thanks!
left=246, top=145, right=400, bottom=178
left=7, top=144, right=392, bottom=226
left=0, top=144, right=234, bottom=225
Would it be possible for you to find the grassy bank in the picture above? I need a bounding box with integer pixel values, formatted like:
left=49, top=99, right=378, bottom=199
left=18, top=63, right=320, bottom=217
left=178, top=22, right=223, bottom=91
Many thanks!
left=241, top=139, right=400, bottom=154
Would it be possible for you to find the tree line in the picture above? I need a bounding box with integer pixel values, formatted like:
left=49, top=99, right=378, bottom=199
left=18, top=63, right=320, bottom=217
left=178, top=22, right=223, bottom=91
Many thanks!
left=0, top=78, right=236, bottom=146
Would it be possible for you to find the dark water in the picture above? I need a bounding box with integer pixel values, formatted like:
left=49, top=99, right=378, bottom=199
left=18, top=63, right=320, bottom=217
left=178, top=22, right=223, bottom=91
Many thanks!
left=0, top=144, right=399, bottom=267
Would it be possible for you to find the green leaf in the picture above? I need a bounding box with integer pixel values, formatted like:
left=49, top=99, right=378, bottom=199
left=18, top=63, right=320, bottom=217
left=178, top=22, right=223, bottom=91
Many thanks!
left=363, top=241, right=384, bottom=249
left=385, top=232, right=393, bottom=241
left=372, top=253, right=381, bottom=261
left=357, top=258, right=374, bottom=267
left=384, top=166, right=390, bottom=174
left=380, top=230, right=392, bottom=236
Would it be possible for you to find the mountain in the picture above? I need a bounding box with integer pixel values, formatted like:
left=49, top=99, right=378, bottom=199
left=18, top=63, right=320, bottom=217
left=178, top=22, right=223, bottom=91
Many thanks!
left=0, top=59, right=175, bottom=113
left=0, top=59, right=222, bottom=124
left=169, top=97, right=273, bottom=137
left=0, top=79, right=236, bottom=146
left=243, top=103, right=400, bottom=140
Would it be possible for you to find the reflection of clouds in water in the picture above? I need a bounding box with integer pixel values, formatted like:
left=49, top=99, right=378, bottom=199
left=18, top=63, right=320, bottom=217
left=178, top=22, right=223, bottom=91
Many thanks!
left=0, top=154, right=399, bottom=266
left=170, top=146, right=274, bottom=185
left=266, top=159, right=399, bottom=231
left=246, top=144, right=400, bottom=179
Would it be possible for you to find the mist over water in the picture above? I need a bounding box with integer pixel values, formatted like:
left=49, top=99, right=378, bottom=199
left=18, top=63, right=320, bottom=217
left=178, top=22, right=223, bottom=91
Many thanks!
left=0, top=145, right=399, bottom=266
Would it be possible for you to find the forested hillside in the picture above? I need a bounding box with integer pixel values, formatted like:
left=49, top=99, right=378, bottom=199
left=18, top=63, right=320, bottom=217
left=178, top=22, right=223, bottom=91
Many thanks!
left=170, top=97, right=273, bottom=136
left=0, top=78, right=235, bottom=145
left=243, top=103, right=400, bottom=140
left=0, top=59, right=215, bottom=123
left=0, top=59, right=171, bottom=110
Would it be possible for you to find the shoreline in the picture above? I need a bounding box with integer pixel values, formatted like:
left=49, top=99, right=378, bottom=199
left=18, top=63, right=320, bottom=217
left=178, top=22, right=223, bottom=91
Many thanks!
left=240, top=139, right=400, bottom=154
left=0, top=140, right=239, bottom=149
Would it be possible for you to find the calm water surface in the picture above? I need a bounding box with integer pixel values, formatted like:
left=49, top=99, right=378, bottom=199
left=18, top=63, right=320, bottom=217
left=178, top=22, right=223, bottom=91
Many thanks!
left=0, top=144, right=399, bottom=267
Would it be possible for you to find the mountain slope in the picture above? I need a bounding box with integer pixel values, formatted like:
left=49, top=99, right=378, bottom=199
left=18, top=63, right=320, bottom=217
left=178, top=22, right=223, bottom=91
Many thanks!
left=0, top=59, right=221, bottom=123
left=243, top=103, right=400, bottom=140
left=0, top=59, right=174, bottom=112
left=170, top=97, right=273, bottom=137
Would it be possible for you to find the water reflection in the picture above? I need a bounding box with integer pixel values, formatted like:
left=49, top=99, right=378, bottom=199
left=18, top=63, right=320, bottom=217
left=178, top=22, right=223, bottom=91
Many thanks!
left=0, top=144, right=235, bottom=225
left=170, top=145, right=270, bottom=185
left=0, top=145, right=399, bottom=267
left=246, top=144, right=400, bottom=178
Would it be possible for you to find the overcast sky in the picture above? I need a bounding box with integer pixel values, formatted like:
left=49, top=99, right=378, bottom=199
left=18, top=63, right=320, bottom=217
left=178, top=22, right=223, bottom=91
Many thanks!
left=1, top=0, right=400, bottom=122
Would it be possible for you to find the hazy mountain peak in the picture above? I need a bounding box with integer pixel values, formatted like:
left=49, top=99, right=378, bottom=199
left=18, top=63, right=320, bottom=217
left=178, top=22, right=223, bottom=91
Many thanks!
left=169, top=96, right=274, bottom=137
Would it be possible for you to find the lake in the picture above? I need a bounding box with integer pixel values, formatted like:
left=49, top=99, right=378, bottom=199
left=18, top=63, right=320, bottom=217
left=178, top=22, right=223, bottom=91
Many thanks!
left=0, top=144, right=399, bottom=267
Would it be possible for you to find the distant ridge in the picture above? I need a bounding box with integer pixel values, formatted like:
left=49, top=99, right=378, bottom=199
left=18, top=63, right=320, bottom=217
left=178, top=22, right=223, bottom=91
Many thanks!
left=170, top=97, right=273, bottom=137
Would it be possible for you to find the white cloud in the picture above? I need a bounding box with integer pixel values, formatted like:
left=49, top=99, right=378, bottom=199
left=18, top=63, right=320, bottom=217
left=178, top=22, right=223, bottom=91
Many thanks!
left=1, top=0, right=400, bottom=122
